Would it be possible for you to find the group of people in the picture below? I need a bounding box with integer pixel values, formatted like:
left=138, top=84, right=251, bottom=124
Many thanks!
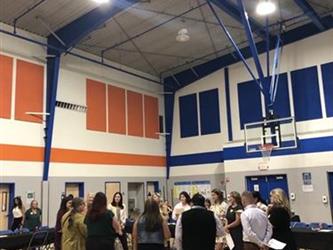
left=173, top=188, right=297, bottom=250
left=9, top=186, right=297, bottom=250
left=10, top=196, right=42, bottom=232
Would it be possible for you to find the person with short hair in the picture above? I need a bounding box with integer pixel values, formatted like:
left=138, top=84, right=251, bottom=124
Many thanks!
left=132, top=199, right=171, bottom=250
left=85, top=192, right=122, bottom=250
left=61, top=198, right=87, bottom=250
left=24, top=200, right=42, bottom=231
left=175, top=193, right=224, bottom=250
left=268, top=189, right=296, bottom=250
left=241, top=191, right=272, bottom=250
left=252, top=191, right=268, bottom=212
left=172, top=191, right=191, bottom=221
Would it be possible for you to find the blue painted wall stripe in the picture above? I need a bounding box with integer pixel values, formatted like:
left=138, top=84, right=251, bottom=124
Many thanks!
left=170, top=150, right=224, bottom=167
left=169, top=136, right=333, bottom=167
left=224, top=67, right=233, bottom=141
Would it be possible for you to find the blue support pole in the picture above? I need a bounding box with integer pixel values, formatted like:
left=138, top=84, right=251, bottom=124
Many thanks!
left=43, top=54, right=61, bottom=181
left=207, top=1, right=265, bottom=93
left=266, top=17, right=270, bottom=77
left=294, top=0, right=326, bottom=31
left=237, top=0, right=266, bottom=89
left=209, top=0, right=268, bottom=40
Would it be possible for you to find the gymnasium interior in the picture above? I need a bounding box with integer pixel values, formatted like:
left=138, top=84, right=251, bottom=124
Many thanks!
left=0, top=0, right=333, bottom=249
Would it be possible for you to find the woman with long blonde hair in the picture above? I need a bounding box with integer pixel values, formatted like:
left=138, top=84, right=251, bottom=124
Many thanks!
left=268, top=188, right=296, bottom=250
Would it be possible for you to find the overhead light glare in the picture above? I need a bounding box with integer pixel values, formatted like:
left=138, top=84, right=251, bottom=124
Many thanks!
left=92, top=0, right=109, bottom=4
left=176, top=28, right=190, bottom=42
left=256, top=1, right=276, bottom=16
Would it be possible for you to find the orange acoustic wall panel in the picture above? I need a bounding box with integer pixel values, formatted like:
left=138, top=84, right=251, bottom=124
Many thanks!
left=86, top=79, right=107, bottom=132
left=108, top=85, right=126, bottom=134
left=0, top=55, right=13, bottom=119
left=127, top=91, right=143, bottom=137
left=15, top=59, right=44, bottom=123
left=144, top=95, right=159, bottom=139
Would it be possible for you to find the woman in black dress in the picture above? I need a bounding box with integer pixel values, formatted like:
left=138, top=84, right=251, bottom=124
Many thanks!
left=225, top=191, right=243, bottom=250
left=268, top=188, right=297, bottom=250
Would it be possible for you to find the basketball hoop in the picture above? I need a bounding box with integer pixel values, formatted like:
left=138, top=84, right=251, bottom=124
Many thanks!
left=259, top=143, right=274, bottom=163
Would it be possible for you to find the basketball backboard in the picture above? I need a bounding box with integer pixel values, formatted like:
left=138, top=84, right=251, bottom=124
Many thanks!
left=244, top=116, right=297, bottom=153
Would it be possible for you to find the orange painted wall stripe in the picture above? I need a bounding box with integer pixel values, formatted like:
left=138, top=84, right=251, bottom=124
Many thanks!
left=0, top=54, right=13, bottom=119
left=86, top=79, right=107, bottom=132
left=144, top=95, right=159, bottom=139
left=127, top=91, right=144, bottom=137
left=15, top=59, right=44, bottom=123
left=0, top=144, right=165, bottom=167
left=108, top=85, right=126, bottom=134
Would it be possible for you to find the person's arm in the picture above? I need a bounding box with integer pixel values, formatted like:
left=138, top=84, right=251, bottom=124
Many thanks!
left=215, top=214, right=224, bottom=237
left=172, top=203, right=178, bottom=221
left=263, top=219, right=273, bottom=244
left=112, top=217, right=122, bottom=235
left=175, top=215, right=183, bottom=250
left=121, top=205, right=127, bottom=226
left=226, top=211, right=242, bottom=232
left=162, top=220, right=171, bottom=240
left=77, top=217, right=87, bottom=238
left=132, top=220, right=138, bottom=250
left=241, top=212, right=264, bottom=247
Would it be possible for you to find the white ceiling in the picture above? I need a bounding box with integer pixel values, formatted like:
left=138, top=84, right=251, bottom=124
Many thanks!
left=1, top=0, right=332, bottom=77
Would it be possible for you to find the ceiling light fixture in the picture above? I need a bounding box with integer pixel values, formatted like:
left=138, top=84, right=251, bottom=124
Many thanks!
left=176, top=28, right=190, bottom=42
left=256, top=0, right=276, bottom=16
left=92, top=0, right=109, bottom=4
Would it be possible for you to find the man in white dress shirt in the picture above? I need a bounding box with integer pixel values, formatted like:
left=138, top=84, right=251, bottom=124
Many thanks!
left=241, top=191, right=272, bottom=250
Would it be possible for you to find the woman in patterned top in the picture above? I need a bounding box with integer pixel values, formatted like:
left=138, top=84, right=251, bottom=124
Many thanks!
left=210, top=188, right=228, bottom=250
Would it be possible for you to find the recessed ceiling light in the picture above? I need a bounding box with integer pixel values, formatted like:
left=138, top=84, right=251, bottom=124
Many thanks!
left=92, top=0, right=109, bottom=4
left=176, top=28, right=190, bottom=42
left=256, top=0, right=276, bottom=16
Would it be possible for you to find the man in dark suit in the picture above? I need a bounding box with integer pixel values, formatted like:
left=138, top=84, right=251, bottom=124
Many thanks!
left=175, top=193, right=224, bottom=250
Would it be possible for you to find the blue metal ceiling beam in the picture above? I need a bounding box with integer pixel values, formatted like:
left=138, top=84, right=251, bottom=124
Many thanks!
left=48, top=0, right=139, bottom=50
left=209, top=0, right=267, bottom=40
left=237, top=0, right=266, bottom=91
left=294, top=0, right=326, bottom=31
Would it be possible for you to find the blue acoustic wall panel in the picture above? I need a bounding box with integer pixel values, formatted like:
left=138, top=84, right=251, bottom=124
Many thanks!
left=179, top=94, right=199, bottom=137
left=321, top=62, right=333, bottom=117
left=238, top=80, right=263, bottom=129
left=291, top=66, right=322, bottom=121
left=199, top=89, right=221, bottom=135
left=271, top=73, right=291, bottom=118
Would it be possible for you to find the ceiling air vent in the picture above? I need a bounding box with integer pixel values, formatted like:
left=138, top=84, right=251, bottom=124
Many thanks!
left=55, top=101, right=87, bottom=113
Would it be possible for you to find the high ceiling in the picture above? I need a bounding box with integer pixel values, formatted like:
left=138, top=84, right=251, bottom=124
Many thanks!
left=1, top=0, right=333, bottom=78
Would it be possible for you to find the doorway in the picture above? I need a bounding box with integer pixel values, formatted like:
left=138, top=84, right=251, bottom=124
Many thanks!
left=0, top=184, right=14, bottom=230
left=65, top=182, right=84, bottom=198
left=105, top=182, right=121, bottom=205
left=128, top=183, right=145, bottom=214
left=328, top=172, right=333, bottom=221
left=147, top=181, right=159, bottom=196
left=246, top=174, right=289, bottom=204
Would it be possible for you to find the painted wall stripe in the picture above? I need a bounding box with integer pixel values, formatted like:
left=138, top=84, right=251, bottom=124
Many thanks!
left=0, top=144, right=165, bottom=166
left=170, top=150, right=224, bottom=167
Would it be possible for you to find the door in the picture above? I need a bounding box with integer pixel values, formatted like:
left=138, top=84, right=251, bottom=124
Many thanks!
left=328, top=172, right=333, bottom=221
left=105, top=182, right=120, bottom=205
left=147, top=181, right=159, bottom=196
left=65, top=183, right=84, bottom=198
left=0, top=185, right=10, bottom=230
left=128, top=183, right=145, bottom=214
left=246, top=174, right=289, bottom=204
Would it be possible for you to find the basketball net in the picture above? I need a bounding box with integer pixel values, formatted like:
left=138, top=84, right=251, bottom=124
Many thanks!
left=258, top=143, right=274, bottom=170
